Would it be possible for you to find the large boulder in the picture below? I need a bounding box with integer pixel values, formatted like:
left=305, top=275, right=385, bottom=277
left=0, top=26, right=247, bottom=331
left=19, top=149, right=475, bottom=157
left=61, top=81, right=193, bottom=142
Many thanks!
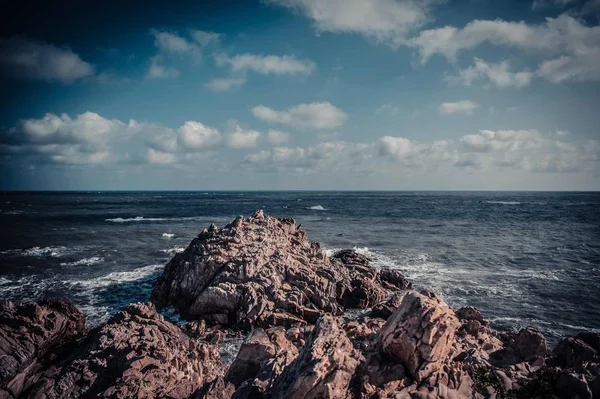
left=24, top=303, right=224, bottom=399
left=151, top=211, right=393, bottom=329
left=378, top=290, right=461, bottom=382
left=271, top=316, right=360, bottom=399
left=0, top=300, right=85, bottom=398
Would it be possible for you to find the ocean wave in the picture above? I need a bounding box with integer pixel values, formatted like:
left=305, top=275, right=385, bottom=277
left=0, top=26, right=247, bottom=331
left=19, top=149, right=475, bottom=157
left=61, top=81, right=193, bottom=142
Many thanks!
left=162, top=233, right=175, bottom=238
left=161, top=246, right=185, bottom=255
left=306, top=205, right=326, bottom=210
left=486, top=201, right=522, bottom=205
left=70, top=264, right=164, bottom=289
left=1, top=246, right=70, bottom=257
left=60, top=257, right=104, bottom=267
left=105, top=216, right=167, bottom=223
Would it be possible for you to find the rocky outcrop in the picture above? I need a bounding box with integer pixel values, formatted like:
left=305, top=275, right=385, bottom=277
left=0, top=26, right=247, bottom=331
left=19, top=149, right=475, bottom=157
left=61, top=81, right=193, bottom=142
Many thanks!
left=24, top=302, right=224, bottom=399
left=3, top=211, right=599, bottom=399
left=0, top=300, right=85, bottom=399
left=151, top=211, right=408, bottom=330
left=378, top=290, right=461, bottom=382
left=271, top=316, right=360, bottom=399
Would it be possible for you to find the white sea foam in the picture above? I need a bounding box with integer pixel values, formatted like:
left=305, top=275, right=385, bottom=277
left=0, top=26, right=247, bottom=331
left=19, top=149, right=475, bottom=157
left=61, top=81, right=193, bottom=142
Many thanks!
left=161, top=246, right=185, bottom=255
left=71, top=264, right=164, bottom=289
left=1, top=246, right=70, bottom=257
left=486, top=201, right=522, bottom=205
left=162, top=233, right=175, bottom=238
left=307, top=205, right=326, bottom=210
left=60, top=257, right=104, bottom=267
left=105, top=216, right=166, bottom=223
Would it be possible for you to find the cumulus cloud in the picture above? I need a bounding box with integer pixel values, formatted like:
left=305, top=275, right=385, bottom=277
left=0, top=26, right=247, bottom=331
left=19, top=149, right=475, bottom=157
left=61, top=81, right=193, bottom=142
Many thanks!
left=177, top=121, right=222, bottom=150
left=217, top=53, right=315, bottom=75
left=226, top=125, right=261, bottom=149
left=0, top=112, right=136, bottom=165
left=252, top=102, right=347, bottom=129
left=447, top=58, right=534, bottom=88
left=147, top=55, right=180, bottom=79
left=205, top=77, right=246, bottom=92
left=150, top=29, right=201, bottom=60
left=0, top=38, right=94, bottom=84
left=439, top=100, right=479, bottom=115
left=266, top=130, right=291, bottom=145
left=409, top=14, right=600, bottom=63
left=537, top=50, right=600, bottom=83
left=264, top=0, right=435, bottom=46
left=190, top=30, right=223, bottom=47
left=147, top=148, right=176, bottom=164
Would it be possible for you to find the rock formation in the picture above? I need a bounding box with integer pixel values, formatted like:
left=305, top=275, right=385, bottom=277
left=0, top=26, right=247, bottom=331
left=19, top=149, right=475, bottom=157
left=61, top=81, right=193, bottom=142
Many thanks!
left=2, top=211, right=599, bottom=398
left=22, top=303, right=225, bottom=399
left=151, top=210, right=406, bottom=329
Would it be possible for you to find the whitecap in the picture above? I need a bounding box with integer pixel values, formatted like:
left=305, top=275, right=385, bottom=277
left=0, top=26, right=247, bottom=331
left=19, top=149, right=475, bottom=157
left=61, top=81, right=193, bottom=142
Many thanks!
left=60, top=257, right=104, bottom=267
left=486, top=201, right=522, bottom=205
left=105, top=216, right=167, bottom=223
left=161, top=246, right=185, bottom=255
left=162, top=233, right=175, bottom=238
left=1, top=246, right=70, bottom=257
left=306, top=205, right=326, bottom=210
left=70, top=264, right=164, bottom=289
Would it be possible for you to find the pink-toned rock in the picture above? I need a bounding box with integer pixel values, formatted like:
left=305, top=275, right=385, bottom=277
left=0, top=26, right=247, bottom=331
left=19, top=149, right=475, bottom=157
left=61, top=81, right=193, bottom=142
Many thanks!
left=378, top=290, right=461, bottom=382
left=225, top=327, right=298, bottom=387
left=151, top=211, right=392, bottom=329
left=271, top=316, right=360, bottom=398
left=0, top=300, right=85, bottom=399
left=24, top=302, right=224, bottom=399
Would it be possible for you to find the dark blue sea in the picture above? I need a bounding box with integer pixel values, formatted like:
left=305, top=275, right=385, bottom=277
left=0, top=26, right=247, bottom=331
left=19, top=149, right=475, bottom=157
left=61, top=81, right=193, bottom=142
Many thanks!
left=1, top=191, right=599, bottom=346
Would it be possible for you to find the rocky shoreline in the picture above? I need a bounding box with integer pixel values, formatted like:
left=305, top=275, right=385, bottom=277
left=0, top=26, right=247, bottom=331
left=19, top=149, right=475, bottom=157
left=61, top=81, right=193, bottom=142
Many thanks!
left=1, top=210, right=599, bottom=398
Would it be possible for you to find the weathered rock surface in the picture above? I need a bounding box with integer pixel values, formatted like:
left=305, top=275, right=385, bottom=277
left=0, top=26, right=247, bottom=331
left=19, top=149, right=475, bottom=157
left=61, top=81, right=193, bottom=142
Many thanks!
left=24, top=302, right=224, bottom=399
left=151, top=211, right=408, bottom=329
left=0, top=300, right=85, bottom=399
left=379, top=290, right=461, bottom=382
left=271, top=316, right=360, bottom=399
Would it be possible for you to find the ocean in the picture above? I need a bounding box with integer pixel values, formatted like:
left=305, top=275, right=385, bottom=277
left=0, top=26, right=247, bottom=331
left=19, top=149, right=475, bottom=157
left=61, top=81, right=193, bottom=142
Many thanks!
left=1, top=191, right=599, bottom=346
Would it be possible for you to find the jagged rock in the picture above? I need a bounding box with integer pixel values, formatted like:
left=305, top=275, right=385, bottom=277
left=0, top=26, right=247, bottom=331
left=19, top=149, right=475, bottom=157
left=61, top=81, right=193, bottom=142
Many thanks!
left=556, top=370, right=593, bottom=399
left=151, top=211, right=394, bottom=329
left=553, top=336, right=599, bottom=368
left=0, top=300, right=85, bottom=399
left=271, top=316, right=360, bottom=398
left=456, top=306, right=487, bottom=325
left=378, top=290, right=461, bottom=382
left=369, top=292, right=407, bottom=320
left=379, top=268, right=413, bottom=291
left=24, top=302, right=224, bottom=399
left=492, top=327, right=547, bottom=366
left=225, top=327, right=298, bottom=387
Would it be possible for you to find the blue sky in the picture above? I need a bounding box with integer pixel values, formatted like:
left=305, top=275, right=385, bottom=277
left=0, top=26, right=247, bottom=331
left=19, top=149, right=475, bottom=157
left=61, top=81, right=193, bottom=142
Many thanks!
left=1, top=0, right=599, bottom=190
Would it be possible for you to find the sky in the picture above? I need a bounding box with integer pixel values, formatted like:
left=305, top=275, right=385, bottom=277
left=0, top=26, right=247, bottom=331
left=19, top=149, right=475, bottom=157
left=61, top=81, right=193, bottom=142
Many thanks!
left=1, top=0, right=599, bottom=190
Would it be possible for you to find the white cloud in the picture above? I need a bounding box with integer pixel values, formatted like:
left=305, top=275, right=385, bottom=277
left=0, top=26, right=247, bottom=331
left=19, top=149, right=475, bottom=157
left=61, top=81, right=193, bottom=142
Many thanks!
left=177, top=121, right=222, bottom=150
left=0, top=38, right=94, bottom=84
left=226, top=125, right=261, bottom=148
left=150, top=29, right=200, bottom=59
left=252, top=102, right=347, bottom=129
left=376, top=104, right=401, bottom=116
left=532, top=0, right=577, bottom=9
left=147, top=148, right=175, bottom=164
left=217, top=53, right=315, bottom=75
left=460, top=130, right=543, bottom=152
left=147, top=55, right=180, bottom=79
left=205, top=77, right=246, bottom=92
left=378, top=136, right=425, bottom=159
left=439, top=100, right=479, bottom=115
left=447, top=58, right=534, bottom=88
left=266, top=130, right=291, bottom=145
left=410, top=14, right=600, bottom=63
left=190, top=30, right=223, bottom=47
left=537, top=50, right=600, bottom=83
left=265, top=0, right=434, bottom=46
